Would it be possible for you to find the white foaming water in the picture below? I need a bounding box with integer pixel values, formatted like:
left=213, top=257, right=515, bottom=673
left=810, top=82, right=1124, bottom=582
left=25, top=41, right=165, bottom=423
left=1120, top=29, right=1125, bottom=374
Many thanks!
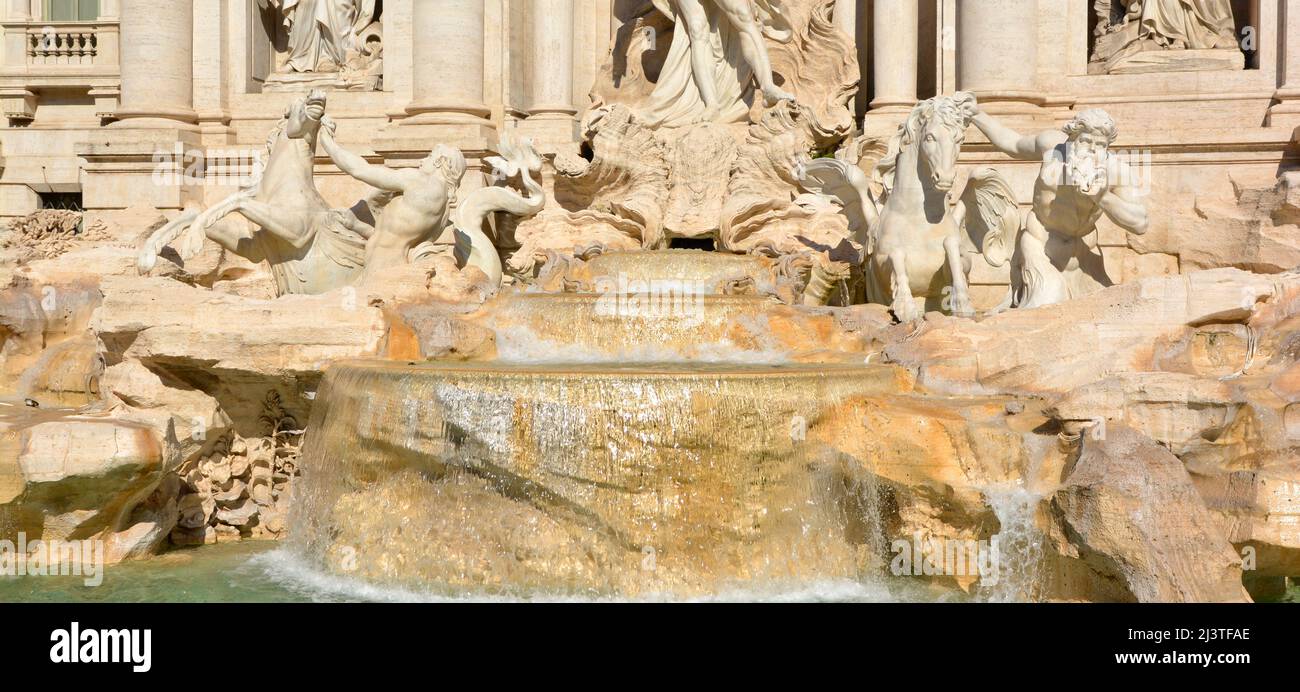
left=980, top=482, right=1046, bottom=603
left=249, top=548, right=927, bottom=603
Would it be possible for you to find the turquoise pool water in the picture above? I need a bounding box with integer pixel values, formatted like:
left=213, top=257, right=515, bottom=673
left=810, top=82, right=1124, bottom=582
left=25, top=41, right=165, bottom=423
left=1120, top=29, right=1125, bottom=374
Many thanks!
left=0, top=541, right=955, bottom=603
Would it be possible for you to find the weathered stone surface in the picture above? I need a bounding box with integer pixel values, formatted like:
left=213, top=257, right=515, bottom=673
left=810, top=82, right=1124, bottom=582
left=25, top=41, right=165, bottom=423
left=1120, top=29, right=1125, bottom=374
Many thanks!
left=386, top=303, right=497, bottom=361
left=101, top=359, right=232, bottom=464
left=94, top=276, right=387, bottom=376
left=1046, top=372, right=1241, bottom=456
left=1049, top=427, right=1249, bottom=603
left=883, top=269, right=1294, bottom=395
left=0, top=410, right=178, bottom=563
left=1131, top=174, right=1300, bottom=274
left=92, top=275, right=387, bottom=429
left=0, top=278, right=102, bottom=403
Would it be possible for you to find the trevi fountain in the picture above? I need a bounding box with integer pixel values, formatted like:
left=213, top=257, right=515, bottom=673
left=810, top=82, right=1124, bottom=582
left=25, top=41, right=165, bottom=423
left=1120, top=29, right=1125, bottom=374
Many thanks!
left=0, top=0, right=1298, bottom=605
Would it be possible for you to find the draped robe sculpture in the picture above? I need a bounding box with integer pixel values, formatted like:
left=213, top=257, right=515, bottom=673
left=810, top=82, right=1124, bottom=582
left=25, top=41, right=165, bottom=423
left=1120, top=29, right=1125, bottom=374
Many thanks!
left=643, top=0, right=796, bottom=127
left=272, top=0, right=377, bottom=73
left=1091, top=0, right=1241, bottom=73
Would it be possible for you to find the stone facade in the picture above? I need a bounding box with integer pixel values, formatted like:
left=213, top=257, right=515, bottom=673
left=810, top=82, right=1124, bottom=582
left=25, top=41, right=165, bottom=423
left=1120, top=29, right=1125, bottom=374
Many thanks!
left=0, top=1, right=1296, bottom=303
left=2, top=1, right=1299, bottom=600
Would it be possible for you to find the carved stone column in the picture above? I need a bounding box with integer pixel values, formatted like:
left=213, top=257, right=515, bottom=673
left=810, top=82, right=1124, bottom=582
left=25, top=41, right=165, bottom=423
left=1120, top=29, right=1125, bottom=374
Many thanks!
left=80, top=0, right=201, bottom=211
left=1268, top=0, right=1300, bottom=130
left=111, top=0, right=197, bottom=128
left=869, top=0, right=918, bottom=114
left=1, top=0, right=36, bottom=122
left=519, top=0, right=579, bottom=152
left=957, top=0, right=1045, bottom=118
left=387, top=0, right=496, bottom=152
left=864, top=0, right=918, bottom=134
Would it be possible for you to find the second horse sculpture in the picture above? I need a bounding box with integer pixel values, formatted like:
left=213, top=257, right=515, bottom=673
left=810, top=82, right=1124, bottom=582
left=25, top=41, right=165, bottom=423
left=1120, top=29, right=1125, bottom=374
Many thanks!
left=799, top=92, right=1020, bottom=322
left=136, top=89, right=545, bottom=295
left=136, top=90, right=368, bottom=296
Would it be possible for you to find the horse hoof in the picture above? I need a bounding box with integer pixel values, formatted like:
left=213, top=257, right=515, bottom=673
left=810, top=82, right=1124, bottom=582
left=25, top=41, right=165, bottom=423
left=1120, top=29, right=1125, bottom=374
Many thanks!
left=892, top=309, right=920, bottom=324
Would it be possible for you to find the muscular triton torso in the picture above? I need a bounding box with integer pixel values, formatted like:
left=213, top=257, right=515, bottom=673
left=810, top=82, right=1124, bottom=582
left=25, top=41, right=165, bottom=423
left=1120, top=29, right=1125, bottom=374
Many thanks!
left=1032, top=145, right=1107, bottom=239
left=363, top=179, right=451, bottom=278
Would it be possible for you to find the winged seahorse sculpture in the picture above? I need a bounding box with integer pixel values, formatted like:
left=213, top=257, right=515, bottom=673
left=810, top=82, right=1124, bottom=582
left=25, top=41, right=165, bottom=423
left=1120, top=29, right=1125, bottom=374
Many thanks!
left=798, top=92, right=1021, bottom=321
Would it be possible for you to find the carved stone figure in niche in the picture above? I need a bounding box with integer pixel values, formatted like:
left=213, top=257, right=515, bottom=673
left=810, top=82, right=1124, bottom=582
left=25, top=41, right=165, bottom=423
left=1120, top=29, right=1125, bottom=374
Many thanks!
left=644, top=0, right=796, bottom=127
left=264, top=0, right=383, bottom=91
left=512, top=0, right=858, bottom=276
left=343, top=29, right=384, bottom=91
left=1091, top=0, right=1243, bottom=73
left=970, top=108, right=1150, bottom=309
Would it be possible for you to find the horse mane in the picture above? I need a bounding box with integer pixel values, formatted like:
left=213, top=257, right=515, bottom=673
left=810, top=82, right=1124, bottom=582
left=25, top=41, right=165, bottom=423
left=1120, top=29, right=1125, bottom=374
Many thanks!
left=872, top=94, right=970, bottom=193
left=264, top=109, right=290, bottom=154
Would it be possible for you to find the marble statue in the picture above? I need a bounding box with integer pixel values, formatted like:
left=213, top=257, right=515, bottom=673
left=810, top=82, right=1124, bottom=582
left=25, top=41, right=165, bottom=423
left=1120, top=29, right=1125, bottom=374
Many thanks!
left=799, top=93, right=1019, bottom=321
left=317, top=122, right=466, bottom=281
left=137, top=91, right=368, bottom=296
left=1091, top=0, right=1241, bottom=73
left=643, top=0, right=796, bottom=126
left=343, top=29, right=384, bottom=91
left=971, top=108, right=1150, bottom=309
left=514, top=0, right=858, bottom=277
left=271, top=0, right=377, bottom=73
left=449, top=135, right=547, bottom=287
left=321, top=125, right=544, bottom=288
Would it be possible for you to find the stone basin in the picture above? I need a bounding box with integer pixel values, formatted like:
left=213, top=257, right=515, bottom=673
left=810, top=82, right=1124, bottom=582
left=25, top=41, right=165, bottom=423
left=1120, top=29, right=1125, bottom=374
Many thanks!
left=584, top=249, right=778, bottom=293
left=290, top=359, right=915, bottom=596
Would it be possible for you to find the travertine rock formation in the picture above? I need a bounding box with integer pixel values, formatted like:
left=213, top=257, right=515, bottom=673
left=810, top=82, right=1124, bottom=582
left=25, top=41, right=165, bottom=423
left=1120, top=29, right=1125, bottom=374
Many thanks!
left=0, top=409, right=180, bottom=563
left=2, top=211, right=108, bottom=264
left=0, top=203, right=496, bottom=557
left=1050, top=427, right=1249, bottom=603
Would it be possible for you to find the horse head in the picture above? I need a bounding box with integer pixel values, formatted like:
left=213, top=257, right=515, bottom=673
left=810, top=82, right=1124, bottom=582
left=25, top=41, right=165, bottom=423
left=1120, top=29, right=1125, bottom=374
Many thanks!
left=281, top=89, right=328, bottom=144
left=256, top=90, right=330, bottom=196
left=896, top=92, right=975, bottom=195
left=915, top=94, right=974, bottom=193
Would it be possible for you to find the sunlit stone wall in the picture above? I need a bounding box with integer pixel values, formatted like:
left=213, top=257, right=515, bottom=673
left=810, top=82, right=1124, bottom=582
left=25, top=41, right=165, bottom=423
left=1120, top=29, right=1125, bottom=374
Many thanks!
left=0, top=0, right=1295, bottom=304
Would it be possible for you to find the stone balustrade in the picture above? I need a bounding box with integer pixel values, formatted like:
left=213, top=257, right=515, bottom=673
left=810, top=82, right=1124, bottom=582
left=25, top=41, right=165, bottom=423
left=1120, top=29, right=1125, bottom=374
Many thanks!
left=0, top=18, right=120, bottom=122
left=3, top=18, right=118, bottom=71
left=25, top=23, right=101, bottom=66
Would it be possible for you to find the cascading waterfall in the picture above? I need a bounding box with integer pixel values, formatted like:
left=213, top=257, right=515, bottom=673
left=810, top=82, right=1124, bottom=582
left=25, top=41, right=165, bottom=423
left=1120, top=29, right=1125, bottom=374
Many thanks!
left=288, top=360, right=905, bottom=597
left=980, top=483, right=1046, bottom=603
left=284, top=250, right=1046, bottom=601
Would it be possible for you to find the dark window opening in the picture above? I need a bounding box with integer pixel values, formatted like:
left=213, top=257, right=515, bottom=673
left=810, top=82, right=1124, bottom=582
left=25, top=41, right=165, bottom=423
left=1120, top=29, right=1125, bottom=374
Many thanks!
left=669, top=236, right=716, bottom=252
left=46, top=0, right=99, bottom=22
left=39, top=192, right=84, bottom=212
